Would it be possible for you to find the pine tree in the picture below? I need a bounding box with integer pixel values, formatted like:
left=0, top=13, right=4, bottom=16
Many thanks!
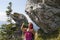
left=0, top=2, right=17, bottom=40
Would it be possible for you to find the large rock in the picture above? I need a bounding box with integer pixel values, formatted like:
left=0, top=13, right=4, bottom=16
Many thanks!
left=11, top=13, right=28, bottom=26
left=25, top=0, right=60, bottom=33
left=10, top=13, right=28, bottom=40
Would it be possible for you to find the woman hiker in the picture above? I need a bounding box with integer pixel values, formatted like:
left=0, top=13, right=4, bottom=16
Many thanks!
left=21, top=22, right=35, bottom=40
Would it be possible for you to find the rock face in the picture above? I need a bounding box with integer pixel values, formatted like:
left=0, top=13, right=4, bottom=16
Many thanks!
left=10, top=13, right=28, bottom=40
left=11, top=13, right=28, bottom=26
left=25, top=0, right=60, bottom=33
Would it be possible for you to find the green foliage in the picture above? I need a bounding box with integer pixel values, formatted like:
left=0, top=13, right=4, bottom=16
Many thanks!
left=0, top=2, right=18, bottom=40
left=0, top=23, right=17, bottom=40
left=6, top=2, right=12, bottom=16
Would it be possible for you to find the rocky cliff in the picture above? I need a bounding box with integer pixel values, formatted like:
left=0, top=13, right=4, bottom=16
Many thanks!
left=25, top=0, right=60, bottom=33
left=10, top=13, right=28, bottom=40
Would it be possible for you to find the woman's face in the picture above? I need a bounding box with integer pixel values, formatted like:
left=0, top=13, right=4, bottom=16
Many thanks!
left=28, top=22, right=33, bottom=29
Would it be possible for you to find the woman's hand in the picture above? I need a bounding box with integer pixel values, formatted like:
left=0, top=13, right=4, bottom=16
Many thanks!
left=21, top=23, right=27, bottom=32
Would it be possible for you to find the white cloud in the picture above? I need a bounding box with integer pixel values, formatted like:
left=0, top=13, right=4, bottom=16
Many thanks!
left=0, top=12, right=15, bottom=23
left=0, top=12, right=7, bottom=21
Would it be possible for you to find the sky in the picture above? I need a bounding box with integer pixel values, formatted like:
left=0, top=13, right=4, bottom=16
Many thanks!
left=0, top=0, right=27, bottom=21
left=0, top=0, right=39, bottom=31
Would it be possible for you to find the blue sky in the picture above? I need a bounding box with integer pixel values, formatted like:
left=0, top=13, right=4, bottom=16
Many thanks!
left=0, top=0, right=27, bottom=13
left=0, top=0, right=27, bottom=23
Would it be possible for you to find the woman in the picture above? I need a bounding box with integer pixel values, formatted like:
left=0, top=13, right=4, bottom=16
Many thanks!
left=21, top=22, right=35, bottom=40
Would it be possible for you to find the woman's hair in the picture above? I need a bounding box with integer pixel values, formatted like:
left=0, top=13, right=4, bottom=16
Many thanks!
left=28, top=23, right=33, bottom=29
